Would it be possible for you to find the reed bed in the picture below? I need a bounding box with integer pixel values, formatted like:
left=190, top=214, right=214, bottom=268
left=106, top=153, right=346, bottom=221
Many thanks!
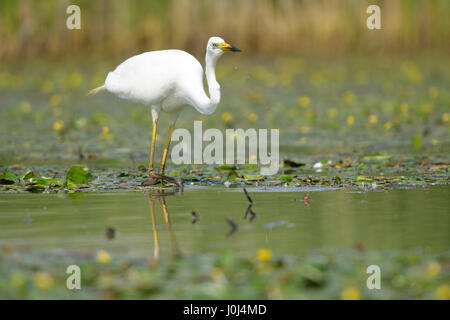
left=0, top=0, right=449, bottom=60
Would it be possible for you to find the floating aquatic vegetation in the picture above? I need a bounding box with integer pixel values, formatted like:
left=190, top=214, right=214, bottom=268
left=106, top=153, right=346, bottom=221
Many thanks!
left=65, top=166, right=94, bottom=185
left=0, top=247, right=447, bottom=299
left=0, top=171, right=18, bottom=185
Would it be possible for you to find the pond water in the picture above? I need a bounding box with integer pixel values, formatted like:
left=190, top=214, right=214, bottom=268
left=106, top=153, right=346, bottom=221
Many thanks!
left=0, top=186, right=448, bottom=258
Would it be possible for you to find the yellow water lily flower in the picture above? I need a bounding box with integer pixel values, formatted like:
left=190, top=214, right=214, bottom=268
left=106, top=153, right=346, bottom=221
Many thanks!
left=256, top=248, right=272, bottom=262
left=67, top=72, right=83, bottom=88
left=49, top=94, right=62, bottom=107
left=442, top=113, right=449, bottom=123
left=100, top=126, right=113, bottom=141
left=436, top=284, right=450, bottom=300
left=96, top=249, right=111, bottom=264
left=346, top=115, right=355, bottom=126
left=403, top=61, right=422, bottom=84
left=327, top=108, right=337, bottom=119
left=298, top=95, right=311, bottom=108
left=53, top=120, right=64, bottom=131
left=221, top=112, right=232, bottom=123
left=384, top=121, right=393, bottom=131
left=341, top=286, right=361, bottom=300
left=427, top=262, right=441, bottom=277
left=368, top=114, right=378, bottom=125
left=343, top=90, right=356, bottom=104
left=34, top=272, right=54, bottom=290
left=210, top=267, right=224, bottom=280
left=20, top=101, right=32, bottom=114
left=400, top=103, right=409, bottom=115
left=248, top=112, right=259, bottom=123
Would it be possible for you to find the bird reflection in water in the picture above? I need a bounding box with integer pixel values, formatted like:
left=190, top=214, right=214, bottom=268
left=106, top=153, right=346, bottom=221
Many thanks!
left=303, top=193, right=311, bottom=208
left=147, top=189, right=181, bottom=262
left=147, top=188, right=259, bottom=250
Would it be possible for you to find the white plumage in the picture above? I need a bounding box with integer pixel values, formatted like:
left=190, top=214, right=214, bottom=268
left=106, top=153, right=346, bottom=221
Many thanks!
left=105, top=50, right=203, bottom=113
left=91, top=36, right=241, bottom=116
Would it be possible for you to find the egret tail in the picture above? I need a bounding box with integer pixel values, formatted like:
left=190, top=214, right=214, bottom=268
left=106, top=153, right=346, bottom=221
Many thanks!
left=87, top=85, right=106, bottom=96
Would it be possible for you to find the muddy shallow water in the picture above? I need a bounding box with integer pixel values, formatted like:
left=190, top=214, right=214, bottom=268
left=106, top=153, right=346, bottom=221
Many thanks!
left=0, top=186, right=448, bottom=258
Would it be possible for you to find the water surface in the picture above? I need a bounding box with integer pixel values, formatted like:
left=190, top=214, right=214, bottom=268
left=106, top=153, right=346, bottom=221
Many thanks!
left=0, top=186, right=448, bottom=258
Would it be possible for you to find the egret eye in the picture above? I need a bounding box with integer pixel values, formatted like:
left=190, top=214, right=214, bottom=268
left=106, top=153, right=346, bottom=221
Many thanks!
left=211, top=43, right=219, bottom=49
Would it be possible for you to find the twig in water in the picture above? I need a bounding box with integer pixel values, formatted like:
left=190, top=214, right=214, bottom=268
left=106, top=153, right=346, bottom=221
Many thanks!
left=243, top=188, right=253, bottom=204
left=191, top=211, right=200, bottom=224
left=105, top=227, right=116, bottom=240
left=226, top=216, right=239, bottom=238
left=244, top=204, right=257, bottom=222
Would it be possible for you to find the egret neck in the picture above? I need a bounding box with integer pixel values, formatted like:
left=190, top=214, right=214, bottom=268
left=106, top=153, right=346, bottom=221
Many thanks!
left=202, top=50, right=221, bottom=115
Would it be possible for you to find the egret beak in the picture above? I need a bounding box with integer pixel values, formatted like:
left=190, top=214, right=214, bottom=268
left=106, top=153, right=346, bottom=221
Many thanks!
left=221, top=43, right=242, bottom=52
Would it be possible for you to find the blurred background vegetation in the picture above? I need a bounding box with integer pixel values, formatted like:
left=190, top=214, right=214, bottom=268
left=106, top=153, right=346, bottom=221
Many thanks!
left=0, top=0, right=449, bottom=165
left=0, top=0, right=449, bottom=60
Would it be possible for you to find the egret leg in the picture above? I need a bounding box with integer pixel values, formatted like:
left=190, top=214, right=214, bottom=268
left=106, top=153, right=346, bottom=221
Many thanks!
left=148, top=119, right=158, bottom=174
left=159, top=124, right=175, bottom=175
left=145, top=111, right=182, bottom=189
left=148, top=106, right=160, bottom=175
left=149, top=195, right=160, bottom=261
left=159, top=197, right=180, bottom=258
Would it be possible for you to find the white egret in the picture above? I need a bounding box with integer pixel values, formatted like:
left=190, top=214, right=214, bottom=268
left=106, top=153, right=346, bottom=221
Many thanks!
left=88, top=36, right=241, bottom=185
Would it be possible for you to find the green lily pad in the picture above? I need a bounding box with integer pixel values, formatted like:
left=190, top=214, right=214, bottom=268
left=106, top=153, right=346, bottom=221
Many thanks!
left=280, top=175, right=293, bottom=182
left=243, top=164, right=258, bottom=170
left=227, top=170, right=238, bottom=181
left=37, top=176, right=63, bottom=187
left=0, top=171, right=18, bottom=185
left=167, top=170, right=181, bottom=176
left=66, top=166, right=93, bottom=185
left=21, top=170, right=39, bottom=183
left=217, top=164, right=238, bottom=171
left=25, top=184, right=46, bottom=193
left=65, top=180, right=78, bottom=190
left=356, top=176, right=374, bottom=183
left=333, top=176, right=342, bottom=184
left=361, top=153, right=391, bottom=163
left=117, top=172, right=131, bottom=177
left=243, top=174, right=266, bottom=181
left=412, top=135, right=423, bottom=150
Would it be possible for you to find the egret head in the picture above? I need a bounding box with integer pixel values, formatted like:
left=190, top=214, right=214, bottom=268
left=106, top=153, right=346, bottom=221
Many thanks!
left=207, top=36, right=242, bottom=58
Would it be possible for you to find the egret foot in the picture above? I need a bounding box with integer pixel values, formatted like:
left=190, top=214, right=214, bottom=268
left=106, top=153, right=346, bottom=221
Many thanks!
left=141, top=178, right=159, bottom=186
left=147, top=171, right=183, bottom=190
